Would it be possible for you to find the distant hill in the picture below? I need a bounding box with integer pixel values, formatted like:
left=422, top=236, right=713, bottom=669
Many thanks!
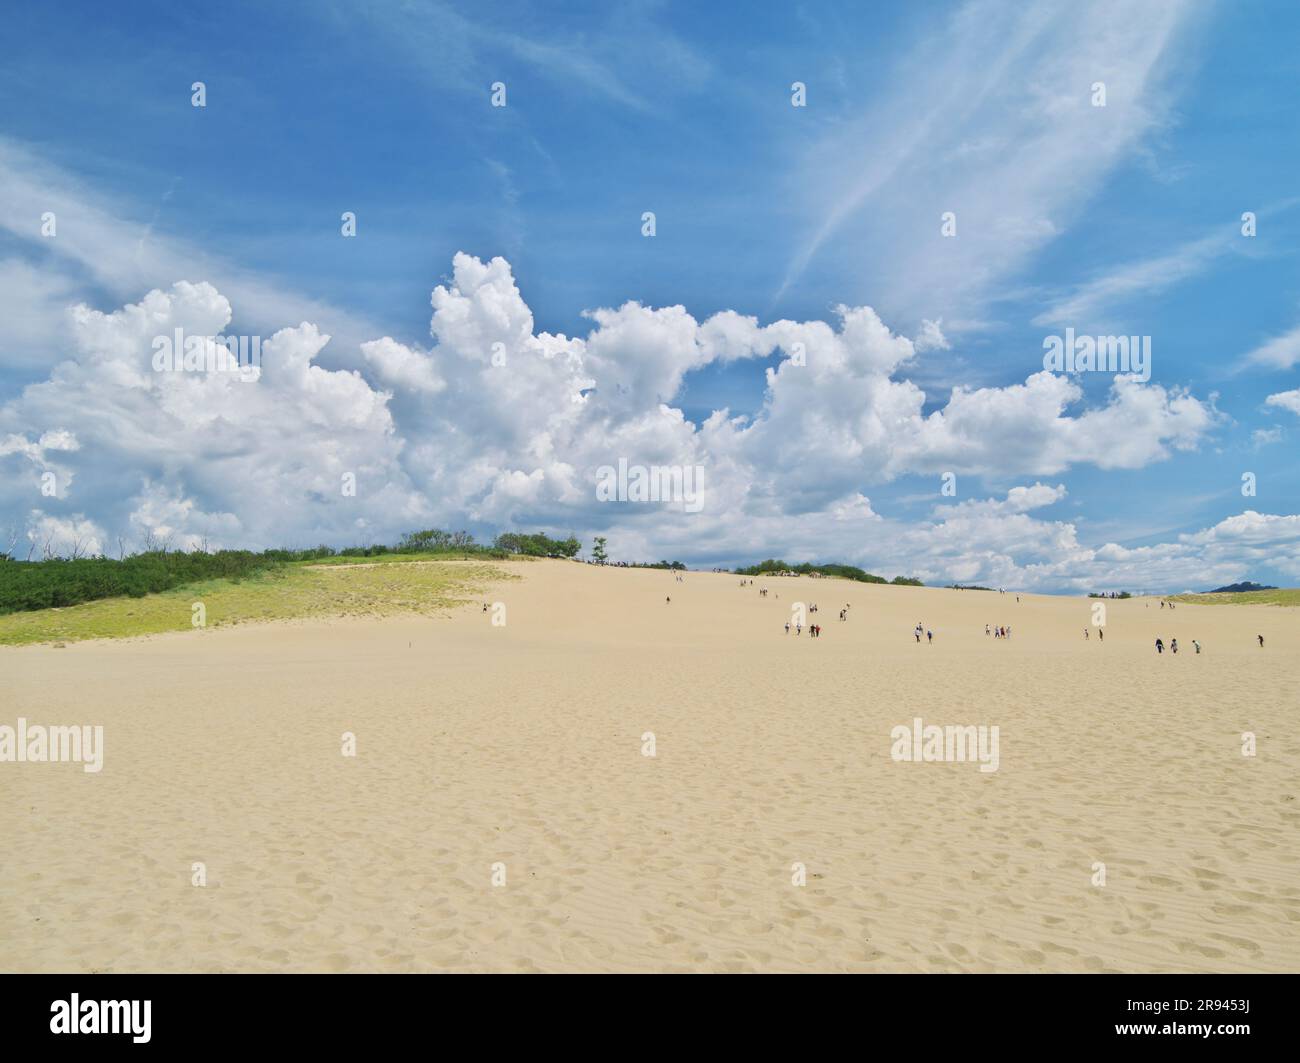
left=1207, top=581, right=1277, bottom=594
left=734, top=559, right=922, bottom=586
left=1172, top=587, right=1298, bottom=607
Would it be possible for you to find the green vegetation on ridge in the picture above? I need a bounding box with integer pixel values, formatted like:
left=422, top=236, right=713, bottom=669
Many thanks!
left=0, top=525, right=577, bottom=644
left=0, top=527, right=595, bottom=618
left=1172, top=588, right=1300, bottom=607
left=0, top=557, right=513, bottom=646
left=734, top=559, right=922, bottom=585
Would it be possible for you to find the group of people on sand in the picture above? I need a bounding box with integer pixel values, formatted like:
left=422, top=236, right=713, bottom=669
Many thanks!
left=1082, top=627, right=1103, bottom=641
left=914, top=622, right=933, bottom=643
left=783, top=620, right=822, bottom=637
left=1154, top=636, right=1203, bottom=654
left=1152, top=634, right=1264, bottom=653
left=986, top=624, right=1011, bottom=639
left=780, top=602, right=850, bottom=638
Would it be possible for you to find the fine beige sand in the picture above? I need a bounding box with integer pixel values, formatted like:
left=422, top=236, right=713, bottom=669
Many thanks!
left=2, top=559, right=1297, bottom=972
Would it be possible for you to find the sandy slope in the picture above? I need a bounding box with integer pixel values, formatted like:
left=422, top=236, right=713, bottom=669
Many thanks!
left=2, top=559, right=1297, bottom=972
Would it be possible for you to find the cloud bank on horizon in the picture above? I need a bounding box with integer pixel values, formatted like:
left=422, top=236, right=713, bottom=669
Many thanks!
left=0, top=0, right=1298, bottom=593
left=3, top=250, right=1297, bottom=593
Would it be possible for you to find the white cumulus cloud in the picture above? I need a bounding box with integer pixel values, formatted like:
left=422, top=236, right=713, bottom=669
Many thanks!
left=0, top=251, right=1278, bottom=592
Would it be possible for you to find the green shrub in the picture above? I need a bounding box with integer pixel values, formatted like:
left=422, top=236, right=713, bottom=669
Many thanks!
left=734, top=559, right=914, bottom=585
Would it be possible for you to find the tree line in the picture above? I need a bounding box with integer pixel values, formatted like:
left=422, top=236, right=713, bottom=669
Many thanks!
left=734, top=559, right=923, bottom=586
left=0, top=528, right=584, bottom=615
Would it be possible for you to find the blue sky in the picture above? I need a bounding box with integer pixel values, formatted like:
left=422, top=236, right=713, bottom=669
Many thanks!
left=1, top=0, right=1298, bottom=591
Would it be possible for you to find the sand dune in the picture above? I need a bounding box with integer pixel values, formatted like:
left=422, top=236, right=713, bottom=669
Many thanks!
left=2, top=559, right=1297, bottom=972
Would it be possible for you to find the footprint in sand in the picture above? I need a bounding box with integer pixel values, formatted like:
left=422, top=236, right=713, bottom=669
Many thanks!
left=1208, top=933, right=1261, bottom=954
left=1174, top=939, right=1226, bottom=959
left=1139, top=874, right=1182, bottom=889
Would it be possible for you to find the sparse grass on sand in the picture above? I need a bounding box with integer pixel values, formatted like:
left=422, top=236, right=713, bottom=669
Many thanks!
left=0, top=556, right=515, bottom=646
left=298, top=551, right=510, bottom=567
left=1171, top=588, right=1300, bottom=607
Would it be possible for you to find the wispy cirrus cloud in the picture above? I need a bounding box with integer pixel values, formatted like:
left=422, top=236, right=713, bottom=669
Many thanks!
left=320, top=0, right=712, bottom=116
left=0, top=137, right=388, bottom=376
left=1031, top=229, right=1234, bottom=327
left=777, top=0, right=1206, bottom=332
left=1033, top=196, right=1300, bottom=331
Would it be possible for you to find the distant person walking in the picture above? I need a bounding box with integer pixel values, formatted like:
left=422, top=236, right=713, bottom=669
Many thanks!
left=1155, top=638, right=1164, bottom=654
